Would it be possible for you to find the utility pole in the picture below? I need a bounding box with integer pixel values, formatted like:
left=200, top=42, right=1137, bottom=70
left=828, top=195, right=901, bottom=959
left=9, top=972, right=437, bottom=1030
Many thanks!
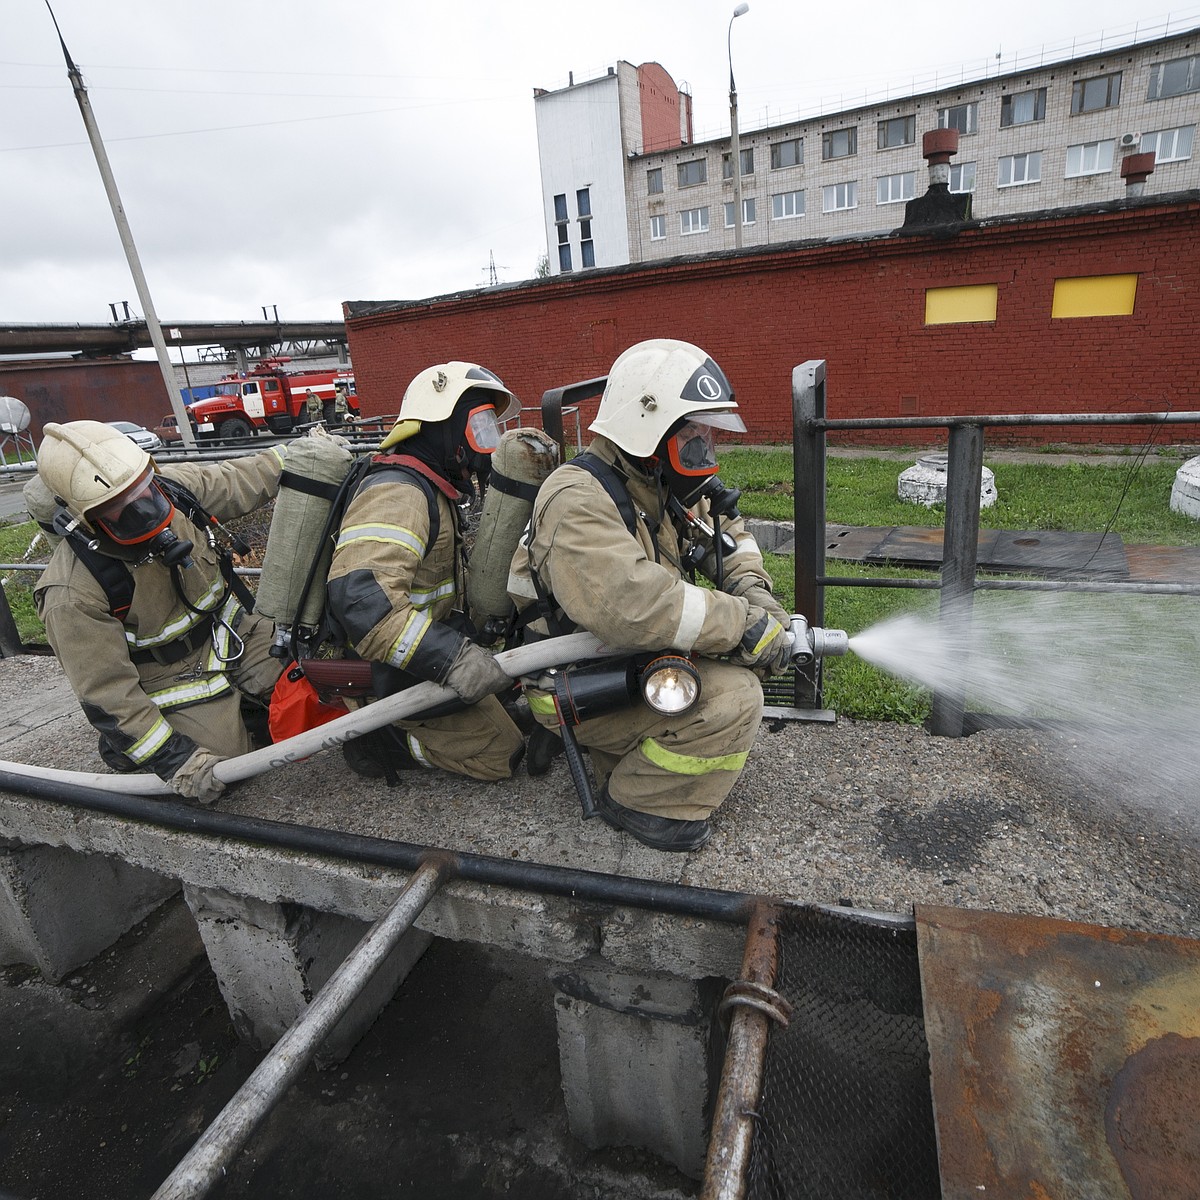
left=44, top=2, right=197, bottom=449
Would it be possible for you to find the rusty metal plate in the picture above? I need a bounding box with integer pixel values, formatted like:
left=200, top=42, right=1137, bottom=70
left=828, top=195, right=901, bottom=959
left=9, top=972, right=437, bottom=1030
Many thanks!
left=915, top=903, right=1200, bottom=1200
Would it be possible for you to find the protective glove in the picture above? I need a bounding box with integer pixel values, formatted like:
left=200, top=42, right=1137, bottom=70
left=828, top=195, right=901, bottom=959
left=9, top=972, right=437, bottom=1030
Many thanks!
left=443, top=640, right=513, bottom=705
left=733, top=605, right=793, bottom=675
left=171, top=747, right=226, bottom=806
left=736, top=582, right=790, bottom=629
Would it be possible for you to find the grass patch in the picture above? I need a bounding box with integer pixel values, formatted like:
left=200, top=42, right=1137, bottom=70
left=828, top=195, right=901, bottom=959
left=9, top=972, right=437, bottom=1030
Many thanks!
left=0, top=518, right=48, bottom=645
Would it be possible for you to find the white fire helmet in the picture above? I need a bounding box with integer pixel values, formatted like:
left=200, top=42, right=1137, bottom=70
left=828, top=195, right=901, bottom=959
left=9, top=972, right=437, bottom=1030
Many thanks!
left=381, top=361, right=520, bottom=450
left=589, top=339, right=745, bottom=459
left=37, top=420, right=154, bottom=525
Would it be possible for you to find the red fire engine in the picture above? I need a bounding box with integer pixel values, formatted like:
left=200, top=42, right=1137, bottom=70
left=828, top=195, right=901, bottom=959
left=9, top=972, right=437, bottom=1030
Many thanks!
left=188, top=358, right=359, bottom=440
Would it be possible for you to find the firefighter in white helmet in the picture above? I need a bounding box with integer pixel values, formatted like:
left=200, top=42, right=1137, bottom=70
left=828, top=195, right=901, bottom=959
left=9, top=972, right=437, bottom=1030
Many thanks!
left=33, top=420, right=287, bottom=805
left=325, top=362, right=526, bottom=781
left=508, top=339, right=792, bottom=851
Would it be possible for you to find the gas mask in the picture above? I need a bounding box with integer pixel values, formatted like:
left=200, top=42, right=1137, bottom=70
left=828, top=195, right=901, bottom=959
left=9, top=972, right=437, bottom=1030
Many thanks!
left=659, top=418, right=743, bottom=517
left=87, top=471, right=194, bottom=566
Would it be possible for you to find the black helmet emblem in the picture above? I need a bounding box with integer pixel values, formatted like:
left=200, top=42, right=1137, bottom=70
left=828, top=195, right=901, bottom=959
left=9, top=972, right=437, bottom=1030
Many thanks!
left=696, top=374, right=723, bottom=402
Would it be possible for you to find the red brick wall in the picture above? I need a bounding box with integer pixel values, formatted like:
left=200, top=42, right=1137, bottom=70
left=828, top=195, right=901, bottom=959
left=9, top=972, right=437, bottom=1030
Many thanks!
left=0, top=358, right=169, bottom=447
left=346, top=199, right=1200, bottom=448
left=637, top=63, right=684, bottom=155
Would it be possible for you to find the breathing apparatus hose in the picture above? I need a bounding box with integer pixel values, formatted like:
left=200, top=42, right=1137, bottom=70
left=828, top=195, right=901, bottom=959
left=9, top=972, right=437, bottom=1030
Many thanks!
left=0, top=631, right=613, bottom=798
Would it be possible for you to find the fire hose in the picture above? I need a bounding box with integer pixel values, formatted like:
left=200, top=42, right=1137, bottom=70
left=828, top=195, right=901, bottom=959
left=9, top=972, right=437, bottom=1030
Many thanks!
left=0, top=619, right=848, bottom=800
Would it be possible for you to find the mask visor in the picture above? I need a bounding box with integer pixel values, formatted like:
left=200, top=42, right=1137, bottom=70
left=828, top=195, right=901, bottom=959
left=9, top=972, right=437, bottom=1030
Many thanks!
left=92, top=473, right=175, bottom=546
left=667, top=422, right=720, bottom=478
left=465, top=404, right=502, bottom=454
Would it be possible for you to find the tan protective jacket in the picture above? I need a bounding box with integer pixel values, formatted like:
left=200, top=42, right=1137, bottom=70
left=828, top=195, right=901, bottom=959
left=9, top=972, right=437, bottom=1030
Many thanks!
left=325, top=461, right=468, bottom=684
left=509, top=435, right=783, bottom=653
left=35, top=447, right=285, bottom=779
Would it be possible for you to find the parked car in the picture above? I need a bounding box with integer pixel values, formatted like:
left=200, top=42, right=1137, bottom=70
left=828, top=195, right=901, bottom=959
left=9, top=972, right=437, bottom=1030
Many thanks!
left=153, top=413, right=183, bottom=443
left=106, top=420, right=163, bottom=452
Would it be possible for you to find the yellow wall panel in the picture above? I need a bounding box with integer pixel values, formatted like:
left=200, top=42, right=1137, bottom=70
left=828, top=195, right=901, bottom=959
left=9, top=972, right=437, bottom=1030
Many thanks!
left=1051, top=274, right=1138, bottom=318
left=924, top=285, right=998, bottom=325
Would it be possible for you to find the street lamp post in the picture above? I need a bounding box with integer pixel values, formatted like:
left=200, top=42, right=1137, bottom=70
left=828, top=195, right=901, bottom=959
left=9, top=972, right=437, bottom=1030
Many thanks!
left=728, top=3, right=750, bottom=250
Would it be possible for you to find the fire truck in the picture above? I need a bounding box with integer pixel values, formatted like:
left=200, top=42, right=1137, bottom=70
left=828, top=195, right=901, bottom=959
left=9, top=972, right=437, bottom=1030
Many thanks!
left=188, top=358, right=359, bottom=440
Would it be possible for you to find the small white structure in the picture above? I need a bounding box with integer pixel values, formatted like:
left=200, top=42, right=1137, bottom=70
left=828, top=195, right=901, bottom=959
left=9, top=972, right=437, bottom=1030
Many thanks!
left=1169, top=456, right=1200, bottom=519
left=897, top=452, right=997, bottom=508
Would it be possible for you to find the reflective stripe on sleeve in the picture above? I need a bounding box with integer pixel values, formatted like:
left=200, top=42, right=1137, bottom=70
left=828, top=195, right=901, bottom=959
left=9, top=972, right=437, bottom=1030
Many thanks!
left=386, top=610, right=432, bottom=670
left=671, top=585, right=710, bottom=651
left=335, top=522, right=425, bottom=559
left=125, top=716, right=175, bottom=764
left=409, top=577, right=456, bottom=609
left=640, top=737, right=749, bottom=776
left=526, top=691, right=557, bottom=716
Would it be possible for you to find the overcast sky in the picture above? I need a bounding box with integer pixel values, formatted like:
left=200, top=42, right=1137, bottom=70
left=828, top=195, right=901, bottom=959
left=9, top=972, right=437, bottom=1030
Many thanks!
left=3, top=0, right=1195, bottom=333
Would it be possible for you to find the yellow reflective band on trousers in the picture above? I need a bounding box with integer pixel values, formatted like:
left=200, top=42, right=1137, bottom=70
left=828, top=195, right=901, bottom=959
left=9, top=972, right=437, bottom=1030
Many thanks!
left=640, top=737, right=749, bottom=776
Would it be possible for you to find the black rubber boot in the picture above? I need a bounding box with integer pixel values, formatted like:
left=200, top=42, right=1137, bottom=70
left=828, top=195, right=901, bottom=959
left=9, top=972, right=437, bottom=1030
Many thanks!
left=593, top=785, right=712, bottom=852
left=342, top=726, right=419, bottom=785
left=526, top=723, right=564, bottom=777
left=97, top=734, right=138, bottom=774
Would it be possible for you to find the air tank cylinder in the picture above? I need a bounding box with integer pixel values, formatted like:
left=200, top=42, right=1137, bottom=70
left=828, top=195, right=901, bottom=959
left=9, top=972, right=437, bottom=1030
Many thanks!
left=256, top=429, right=354, bottom=649
left=467, top=427, right=559, bottom=636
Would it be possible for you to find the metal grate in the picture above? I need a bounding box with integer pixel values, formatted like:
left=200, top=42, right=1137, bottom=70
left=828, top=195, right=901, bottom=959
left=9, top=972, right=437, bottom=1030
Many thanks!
left=746, top=906, right=942, bottom=1200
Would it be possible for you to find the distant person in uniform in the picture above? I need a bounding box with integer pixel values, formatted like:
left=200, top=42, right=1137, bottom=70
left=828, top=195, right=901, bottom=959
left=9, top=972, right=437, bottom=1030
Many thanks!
left=304, top=389, right=322, bottom=425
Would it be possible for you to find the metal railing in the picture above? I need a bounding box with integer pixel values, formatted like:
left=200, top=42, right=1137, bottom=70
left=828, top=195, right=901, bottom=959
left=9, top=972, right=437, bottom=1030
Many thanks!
left=791, top=359, right=1200, bottom=734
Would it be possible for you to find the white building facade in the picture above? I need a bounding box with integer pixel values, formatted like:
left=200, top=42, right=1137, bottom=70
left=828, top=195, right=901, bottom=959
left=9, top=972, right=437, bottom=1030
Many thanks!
left=535, top=28, right=1200, bottom=270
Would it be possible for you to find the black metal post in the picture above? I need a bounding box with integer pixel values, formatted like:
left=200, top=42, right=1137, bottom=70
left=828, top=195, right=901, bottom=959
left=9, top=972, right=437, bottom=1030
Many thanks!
left=928, top=423, right=984, bottom=737
left=792, top=361, right=827, bottom=707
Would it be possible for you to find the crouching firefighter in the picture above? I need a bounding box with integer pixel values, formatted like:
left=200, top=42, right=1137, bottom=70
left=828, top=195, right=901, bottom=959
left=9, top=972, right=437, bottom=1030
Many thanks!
left=32, top=420, right=287, bottom=806
left=507, top=339, right=794, bottom=853
left=323, top=362, right=526, bottom=782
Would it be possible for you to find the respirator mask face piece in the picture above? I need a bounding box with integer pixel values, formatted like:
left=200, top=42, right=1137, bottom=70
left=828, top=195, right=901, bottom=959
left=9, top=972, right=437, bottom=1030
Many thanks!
left=90, top=472, right=194, bottom=566
left=660, top=411, right=745, bottom=508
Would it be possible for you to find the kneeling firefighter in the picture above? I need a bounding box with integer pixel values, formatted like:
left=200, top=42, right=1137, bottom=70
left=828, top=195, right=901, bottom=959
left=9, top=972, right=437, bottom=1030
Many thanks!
left=508, top=339, right=795, bottom=852
left=32, top=420, right=288, bottom=806
left=324, top=361, right=526, bottom=782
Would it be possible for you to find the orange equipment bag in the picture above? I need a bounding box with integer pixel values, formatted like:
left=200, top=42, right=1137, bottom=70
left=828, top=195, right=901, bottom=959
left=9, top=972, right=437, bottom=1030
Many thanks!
left=268, top=662, right=349, bottom=743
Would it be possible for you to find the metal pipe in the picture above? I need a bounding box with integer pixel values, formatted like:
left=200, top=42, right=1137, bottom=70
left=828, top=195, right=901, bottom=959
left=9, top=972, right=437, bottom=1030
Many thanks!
left=701, top=901, right=782, bottom=1200
left=151, top=859, right=448, bottom=1200
left=929, top=424, right=985, bottom=737
left=792, top=361, right=827, bottom=708
left=813, top=410, right=1200, bottom=430
left=0, top=769, right=759, bottom=924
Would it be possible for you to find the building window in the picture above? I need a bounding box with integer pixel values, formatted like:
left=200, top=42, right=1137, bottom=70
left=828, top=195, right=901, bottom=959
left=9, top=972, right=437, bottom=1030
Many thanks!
left=581, top=238, right=595, bottom=268
left=678, top=158, right=707, bottom=187
left=576, top=188, right=591, bottom=218
left=877, top=115, right=916, bottom=149
left=1000, top=87, right=1047, bottom=126
left=722, top=148, right=755, bottom=177
left=1147, top=54, right=1200, bottom=100
left=647, top=168, right=663, bottom=194
left=680, top=206, right=710, bottom=235
left=1141, top=126, right=1195, bottom=162
left=770, top=190, right=805, bottom=219
left=998, top=151, right=1042, bottom=186
left=822, top=128, right=857, bottom=160
left=724, top=197, right=757, bottom=226
left=1071, top=72, right=1121, bottom=114
left=1051, top=274, right=1138, bottom=318
left=876, top=171, right=915, bottom=204
left=770, top=138, right=803, bottom=169
left=938, top=102, right=978, bottom=135
left=949, top=162, right=977, bottom=193
left=822, top=181, right=858, bottom=212
left=1065, top=140, right=1115, bottom=177
left=649, top=214, right=666, bottom=240
left=925, top=284, right=998, bottom=325
left=554, top=194, right=570, bottom=272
